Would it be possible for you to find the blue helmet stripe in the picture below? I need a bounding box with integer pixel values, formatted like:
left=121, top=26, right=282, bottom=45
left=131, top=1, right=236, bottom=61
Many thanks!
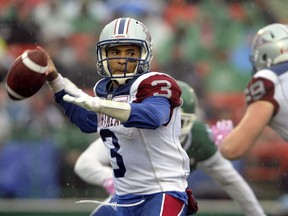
left=118, top=18, right=127, bottom=34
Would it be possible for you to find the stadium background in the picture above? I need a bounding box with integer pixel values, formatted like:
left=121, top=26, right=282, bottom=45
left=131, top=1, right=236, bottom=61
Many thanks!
left=0, top=0, right=288, bottom=215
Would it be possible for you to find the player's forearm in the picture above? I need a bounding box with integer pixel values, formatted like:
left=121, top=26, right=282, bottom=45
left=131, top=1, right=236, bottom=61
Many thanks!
left=219, top=131, right=250, bottom=160
left=60, top=83, right=170, bottom=127
left=91, top=96, right=170, bottom=127
left=46, top=75, right=98, bottom=133
left=198, top=151, right=266, bottom=216
left=97, top=99, right=132, bottom=123
left=220, top=101, right=273, bottom=160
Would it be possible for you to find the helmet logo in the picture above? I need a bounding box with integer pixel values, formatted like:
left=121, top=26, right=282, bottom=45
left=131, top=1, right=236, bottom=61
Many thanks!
left=113, top=34, right=128, bottom=39
left=253, top=31, right=274, bottom=49
left=139, top=22, right=152, bottom=44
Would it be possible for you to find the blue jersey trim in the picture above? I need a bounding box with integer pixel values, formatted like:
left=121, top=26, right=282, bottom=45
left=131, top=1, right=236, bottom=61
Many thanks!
left=55, top=90, right=98, bottom=133
left=268, top=62, right=288, bottom=76
left=115, top=191, right=188, bottom=205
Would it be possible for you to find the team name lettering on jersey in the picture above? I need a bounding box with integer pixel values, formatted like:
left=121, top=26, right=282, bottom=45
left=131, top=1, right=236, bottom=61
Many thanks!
left=99, top=95, right=129, bottom=127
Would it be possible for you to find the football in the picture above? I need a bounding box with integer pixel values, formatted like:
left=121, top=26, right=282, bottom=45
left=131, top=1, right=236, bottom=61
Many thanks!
left=6, top=49, right=48, bottom=100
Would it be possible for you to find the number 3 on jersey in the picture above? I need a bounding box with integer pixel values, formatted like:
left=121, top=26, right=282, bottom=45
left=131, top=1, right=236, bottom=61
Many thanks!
left=151, top=80, right=172, bottom=98
left=100, top=129, right=126, bottom=178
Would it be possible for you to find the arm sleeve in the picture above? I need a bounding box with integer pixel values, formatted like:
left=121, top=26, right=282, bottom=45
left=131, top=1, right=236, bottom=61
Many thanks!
left=198, top=151, right=266, bottom=216
left=74, top=138, right=113, bottom=186
left=54, top=90, right=98, bottom=133
left=245, top=74, right=278, bottom=116
left=123, top=96, right=171, bottom=129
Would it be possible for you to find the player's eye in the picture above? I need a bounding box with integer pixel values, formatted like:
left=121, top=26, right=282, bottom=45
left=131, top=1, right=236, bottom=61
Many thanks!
left=110, top=51, right=118, bottom=56
left=127, top=51, right=136, bottom=56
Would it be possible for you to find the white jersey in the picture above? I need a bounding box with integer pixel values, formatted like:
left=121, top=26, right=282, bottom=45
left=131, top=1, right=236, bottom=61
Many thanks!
left=74, top=138, right=112, bottom=186
left=245, top=62, right=288, bottom=140
left=94, top=72, right=190, bottom=195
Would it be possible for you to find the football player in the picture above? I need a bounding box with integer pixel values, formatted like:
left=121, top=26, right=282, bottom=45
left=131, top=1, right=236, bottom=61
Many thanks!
left=219, top=23, right=288, bottom=160
left=43, top=17, right=197, bottom=215
left=75, top=80, right=266, bottom=216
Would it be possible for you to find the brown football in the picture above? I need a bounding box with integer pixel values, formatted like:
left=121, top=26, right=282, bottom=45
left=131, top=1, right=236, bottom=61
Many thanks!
left=6, top=49, right=48, bottom=100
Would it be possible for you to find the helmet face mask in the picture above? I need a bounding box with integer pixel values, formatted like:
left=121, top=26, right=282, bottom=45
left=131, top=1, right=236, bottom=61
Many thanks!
left=180, top=111, right=195, bottom=143
left=177, top=80, right=198, bottom=143
left=96, top=18, right=153, bottom=84
left=250, top=23, right=288, bottom=73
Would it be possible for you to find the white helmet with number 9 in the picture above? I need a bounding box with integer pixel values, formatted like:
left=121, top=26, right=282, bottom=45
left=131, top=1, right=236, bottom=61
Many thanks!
left=96, top=17, right=153, bottom=85
left=250, top=23, right=288, bottom=73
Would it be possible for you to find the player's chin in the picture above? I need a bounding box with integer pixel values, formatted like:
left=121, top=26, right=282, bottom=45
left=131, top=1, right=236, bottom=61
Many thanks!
left=112, top=70, right=125, bottom=75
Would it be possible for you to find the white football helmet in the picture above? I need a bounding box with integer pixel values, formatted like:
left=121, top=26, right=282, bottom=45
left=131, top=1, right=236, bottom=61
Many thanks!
left=250, top=23, right=288, bottom=73
left=96, top=17, right=153, bottom=85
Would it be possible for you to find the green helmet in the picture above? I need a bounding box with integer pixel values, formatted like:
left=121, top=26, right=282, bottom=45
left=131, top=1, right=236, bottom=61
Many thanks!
left=177, top=80, right=198, bottom=142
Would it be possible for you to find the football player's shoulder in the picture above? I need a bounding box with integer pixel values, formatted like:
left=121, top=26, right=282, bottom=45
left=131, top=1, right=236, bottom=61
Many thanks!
left=94, top=78, right=109, bottom=97
left=131, top=72, right=181, bottom=105
left=192, top=120, right=210, bottom=136
left=131, top=72, right=179, bottom=92
left=134, top=71, right=177, bottom=85
left=246, top=69, right=277, bottom=105
left=246, top=68, right=277, bottom=95
left=191, top=120, right=216, bottom=153
left=253, top=68, right=278, bottom=84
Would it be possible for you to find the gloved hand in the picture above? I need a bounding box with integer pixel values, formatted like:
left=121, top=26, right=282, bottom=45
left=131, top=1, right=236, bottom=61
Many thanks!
left=211, top=119, right=234, bottom=146
left=186, top=187, right=198, bottom=215
left=103, top=178, right=115, bottom=195
left=63, top=78, right=87, bottom=97
left=63, top=82, right=131, bottom=122
left=63, top=84, right=101, bottom=112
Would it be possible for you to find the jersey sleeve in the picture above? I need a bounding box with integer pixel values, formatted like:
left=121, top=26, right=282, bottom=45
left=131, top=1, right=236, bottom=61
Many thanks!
left=188, top=121, right=217, bottom=162
left=74, top=138, right=112, bottom=186
left=123, top=96, right=171, bottom=129
left=55, top=90, right=98, bottom=133
left=245, top=76, right=279, bottom=116
left=134, top=73, right=182, bottom=109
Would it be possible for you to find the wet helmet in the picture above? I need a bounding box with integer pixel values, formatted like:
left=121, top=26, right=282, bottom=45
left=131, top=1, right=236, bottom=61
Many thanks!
left=250, top=23, right=288, bottom=73
left=96, top=17, right=153, bottom=85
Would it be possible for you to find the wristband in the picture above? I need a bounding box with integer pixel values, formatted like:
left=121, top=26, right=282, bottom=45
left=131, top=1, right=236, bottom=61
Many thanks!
left=47, top=74, right=65, bottom=93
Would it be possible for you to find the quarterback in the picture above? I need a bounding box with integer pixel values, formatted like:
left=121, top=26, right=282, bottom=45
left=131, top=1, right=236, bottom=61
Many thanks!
left=43, top=17, right=197, bottom=215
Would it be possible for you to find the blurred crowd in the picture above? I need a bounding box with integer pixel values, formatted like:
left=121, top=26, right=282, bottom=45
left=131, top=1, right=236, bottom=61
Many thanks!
left=0, top=0, right=287, bottom=199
